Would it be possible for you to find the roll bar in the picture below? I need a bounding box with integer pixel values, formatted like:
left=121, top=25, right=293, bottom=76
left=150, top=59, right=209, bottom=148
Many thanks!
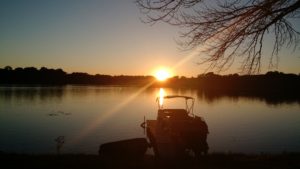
left=156, top=95, right=195, bottom=116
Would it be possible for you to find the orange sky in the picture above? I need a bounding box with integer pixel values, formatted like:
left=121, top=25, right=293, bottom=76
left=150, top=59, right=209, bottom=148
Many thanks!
left=0, top=0, right=299, bottom=76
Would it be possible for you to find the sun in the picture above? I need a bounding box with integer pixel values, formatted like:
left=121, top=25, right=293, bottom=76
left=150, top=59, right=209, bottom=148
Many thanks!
left=155, top=69, right=171, bottom=81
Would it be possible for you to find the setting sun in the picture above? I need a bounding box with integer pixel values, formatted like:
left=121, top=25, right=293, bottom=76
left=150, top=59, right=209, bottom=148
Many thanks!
left=155, top=69, right=171, bottom=81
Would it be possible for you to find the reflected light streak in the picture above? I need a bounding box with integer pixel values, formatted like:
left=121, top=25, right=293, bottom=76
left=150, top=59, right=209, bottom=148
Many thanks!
left=171, top=46, right=205, bottom=74
left=69, top=80, right=156, bottom=145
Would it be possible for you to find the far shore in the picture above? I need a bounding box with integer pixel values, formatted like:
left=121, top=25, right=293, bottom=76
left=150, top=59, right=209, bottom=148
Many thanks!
left=1, top=66, right=300, bottom=90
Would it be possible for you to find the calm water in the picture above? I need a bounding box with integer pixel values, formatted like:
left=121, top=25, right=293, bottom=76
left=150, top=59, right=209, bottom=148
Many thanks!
left=0, top=86, right=300, bottom=154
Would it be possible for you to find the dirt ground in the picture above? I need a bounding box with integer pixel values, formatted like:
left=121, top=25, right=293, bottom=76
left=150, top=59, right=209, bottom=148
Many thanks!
left=1, top=153, right=300, bottom=169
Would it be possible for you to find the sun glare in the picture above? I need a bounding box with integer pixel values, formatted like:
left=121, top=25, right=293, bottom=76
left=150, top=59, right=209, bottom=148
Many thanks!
left=155, top=69, right=171, bottom=81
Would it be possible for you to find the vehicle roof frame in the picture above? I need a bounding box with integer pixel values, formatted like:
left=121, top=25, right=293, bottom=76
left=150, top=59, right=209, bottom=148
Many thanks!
left=156, top=95, right=195, bottom=116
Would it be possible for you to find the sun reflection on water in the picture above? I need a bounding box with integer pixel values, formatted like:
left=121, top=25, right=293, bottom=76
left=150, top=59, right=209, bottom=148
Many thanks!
left=159, top=88, right=165, bottom=108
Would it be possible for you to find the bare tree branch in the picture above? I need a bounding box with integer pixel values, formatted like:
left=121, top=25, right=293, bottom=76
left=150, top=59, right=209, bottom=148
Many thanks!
left=136, top=0, right=300, bottom=74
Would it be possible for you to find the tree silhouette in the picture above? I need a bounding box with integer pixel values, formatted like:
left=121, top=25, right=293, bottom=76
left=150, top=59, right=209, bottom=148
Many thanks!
left=136, top=0, right=300, bottom=74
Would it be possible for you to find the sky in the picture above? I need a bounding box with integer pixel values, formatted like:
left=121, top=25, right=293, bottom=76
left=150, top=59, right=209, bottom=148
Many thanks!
left=0, top=0, right=299, bottom=76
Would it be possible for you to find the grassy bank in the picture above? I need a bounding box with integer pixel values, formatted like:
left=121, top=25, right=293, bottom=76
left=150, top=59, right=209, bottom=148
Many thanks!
left=1, top=153, right=300, bottom=169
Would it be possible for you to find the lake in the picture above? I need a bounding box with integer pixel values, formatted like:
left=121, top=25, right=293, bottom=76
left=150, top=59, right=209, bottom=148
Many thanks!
left=0, top=85, right=300, bottom=154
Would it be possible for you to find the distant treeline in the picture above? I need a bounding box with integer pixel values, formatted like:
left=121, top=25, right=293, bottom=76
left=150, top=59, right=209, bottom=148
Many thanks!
left=0, top=66, right=155, bottom=85
left=1, top=66, right=300, bottom=93
left=165, top=71, right=300, bottom=91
